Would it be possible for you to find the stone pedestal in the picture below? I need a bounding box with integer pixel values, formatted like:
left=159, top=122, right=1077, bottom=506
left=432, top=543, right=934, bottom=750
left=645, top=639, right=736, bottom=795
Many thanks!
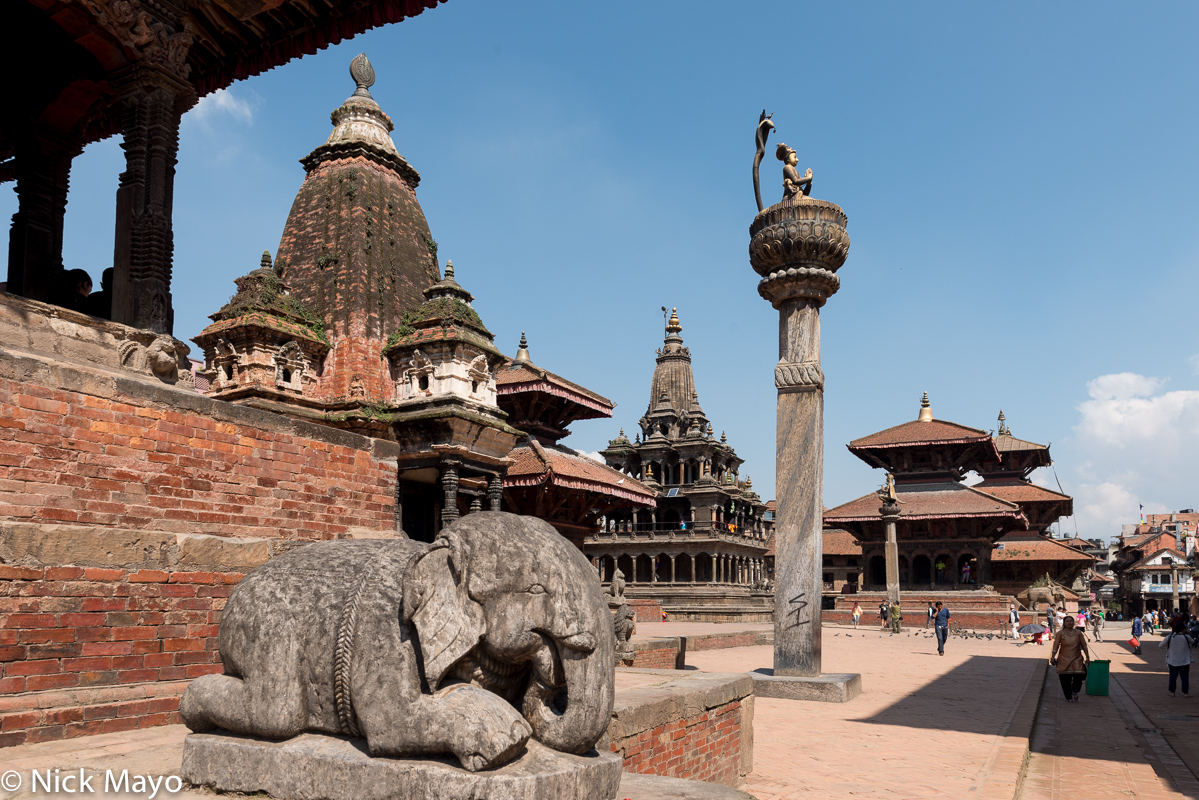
left=182, top=732, right=622, bottom=800
left=750, top=670, right=862, bottom=703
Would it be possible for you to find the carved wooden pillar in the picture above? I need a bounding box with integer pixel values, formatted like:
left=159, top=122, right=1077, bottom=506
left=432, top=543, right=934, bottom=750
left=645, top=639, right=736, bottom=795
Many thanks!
left=488, top=475, right=502, bottom=512
left=110, top=65, right=197, bottom=334
left=6, top=128, right=79, bottom=303
left=440, top=461, right=460, bottom=527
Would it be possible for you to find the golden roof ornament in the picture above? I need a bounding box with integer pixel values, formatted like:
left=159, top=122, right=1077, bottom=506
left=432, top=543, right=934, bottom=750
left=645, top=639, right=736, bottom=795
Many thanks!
left=514, top=331, right=531, bottom=364
left=918, top=391, right=933, bottom=423
left=666, top=307, right=682, bottom=334
left=997, top=410, right=1008, bottom=436
left=720, top=431, right=727, bottom=443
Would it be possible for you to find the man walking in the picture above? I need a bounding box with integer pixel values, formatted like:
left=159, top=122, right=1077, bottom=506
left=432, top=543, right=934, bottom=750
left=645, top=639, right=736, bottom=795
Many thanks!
left=934, top=601, right=950, bottom=656
left=1009, top=604, right=1021, bottom=640
left=1132, top=614, right=1144, bottom=655
left=890, top=600, right=903, bottom=634
left=1091, top=608, right=1104, bottom=642
left=1046, top=604, right=1057, bottom=637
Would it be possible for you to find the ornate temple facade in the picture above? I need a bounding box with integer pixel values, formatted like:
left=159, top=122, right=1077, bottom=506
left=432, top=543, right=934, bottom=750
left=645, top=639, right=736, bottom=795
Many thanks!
left=822, top=399, right=1080, bottom=616
left=192, top=57, right=646, bottom=545
left=588, top=310, right=773, bottom=622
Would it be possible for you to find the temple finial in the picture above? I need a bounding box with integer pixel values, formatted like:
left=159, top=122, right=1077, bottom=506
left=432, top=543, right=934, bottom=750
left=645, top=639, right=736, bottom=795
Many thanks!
left=720, top=430, right=727, bottom=443
left=444, top=259, right=455, bottom=280
left=918, top=391, right=933, bottom=422
left=666, top=307, right=682, bottom=334
left=514, top=331, right=531, bottom=364
left=261, top=250, right=272, bottom=271
left=350, top=53, right=375, bottom=99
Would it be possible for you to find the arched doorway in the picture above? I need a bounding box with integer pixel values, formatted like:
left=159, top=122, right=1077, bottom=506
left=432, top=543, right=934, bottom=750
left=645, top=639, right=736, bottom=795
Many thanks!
left=934, top=553, right=953, bottom=584
left=617, top=554, right=634, bottom=583
left=600, top=555, right=614, bottom=582
left=912, top=555, right=932, bottom=585
left=869, top=555, right=886, bottom=586
left=695, top=552, right=713, bottom=582
left=897, top=555, right=910, bottom=585
left=655, top=553, right=671, bottom=582
left=957, top=553, right=977, bottom=585
left=636, top=554, right=654, bottom=583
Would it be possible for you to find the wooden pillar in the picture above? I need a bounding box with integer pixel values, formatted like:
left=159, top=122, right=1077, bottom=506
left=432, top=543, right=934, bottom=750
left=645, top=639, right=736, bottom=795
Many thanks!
left=110, top=65, right=197, bottom=334
left=6, top=128, right=79, bottom=303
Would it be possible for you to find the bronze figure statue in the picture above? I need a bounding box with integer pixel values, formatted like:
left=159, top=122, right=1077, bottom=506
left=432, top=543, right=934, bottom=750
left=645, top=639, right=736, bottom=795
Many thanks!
left=753, top=110, right=775, bottom=212
left=776, top=143, right=812, bottom=200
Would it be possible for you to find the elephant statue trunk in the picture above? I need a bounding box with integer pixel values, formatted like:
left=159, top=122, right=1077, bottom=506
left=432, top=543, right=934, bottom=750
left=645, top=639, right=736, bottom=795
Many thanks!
left=523, top=628, right=613, bottom=754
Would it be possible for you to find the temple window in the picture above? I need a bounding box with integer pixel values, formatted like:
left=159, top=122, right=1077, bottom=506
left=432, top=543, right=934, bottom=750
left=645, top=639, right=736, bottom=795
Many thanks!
left=419, top=375, right=429, bottom=391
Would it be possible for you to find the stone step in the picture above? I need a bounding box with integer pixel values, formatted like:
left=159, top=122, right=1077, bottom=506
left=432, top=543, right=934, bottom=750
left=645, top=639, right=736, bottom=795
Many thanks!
left=619, top=772, right=759, bottom=799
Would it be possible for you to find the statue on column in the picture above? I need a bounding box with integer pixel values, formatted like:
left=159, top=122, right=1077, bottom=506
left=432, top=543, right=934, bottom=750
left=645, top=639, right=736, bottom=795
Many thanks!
left=776, top=143, right=813, bottom=201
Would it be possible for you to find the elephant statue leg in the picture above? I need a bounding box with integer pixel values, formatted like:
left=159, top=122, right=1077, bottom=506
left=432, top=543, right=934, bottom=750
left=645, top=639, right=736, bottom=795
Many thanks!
left=180, top=672, right=308, bottom=739
left=360, top=684, right=532, bottom=772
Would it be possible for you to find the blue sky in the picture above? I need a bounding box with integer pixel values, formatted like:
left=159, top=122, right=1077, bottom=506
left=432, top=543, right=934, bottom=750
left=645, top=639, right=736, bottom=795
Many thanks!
left=6, top=2, right=1199, bottom=540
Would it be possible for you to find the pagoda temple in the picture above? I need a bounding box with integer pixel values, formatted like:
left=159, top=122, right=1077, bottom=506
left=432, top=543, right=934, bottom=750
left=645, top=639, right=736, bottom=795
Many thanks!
left=496, top=333, right=657, bottom=549
left=589, top=309, right=773, bottom=622
left=192, top=56, right=654, bottom=545
left=823, top=394, right=1028, bottom=590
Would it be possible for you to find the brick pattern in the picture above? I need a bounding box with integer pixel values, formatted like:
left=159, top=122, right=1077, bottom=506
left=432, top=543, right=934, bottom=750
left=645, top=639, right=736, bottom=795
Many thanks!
left=823, top=610, right=1030, bottom=630
left=0, top=566, right=241, bottom=746
left=626, top=640, right=679, bottom=670
left=611, top=700, right=743, bottom=785
left=0, top=377, right=395, bottom=539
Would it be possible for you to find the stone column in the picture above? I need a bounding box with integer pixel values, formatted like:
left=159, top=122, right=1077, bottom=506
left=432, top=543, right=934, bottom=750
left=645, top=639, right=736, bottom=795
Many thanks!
left=669, top=555, right=676, bottom=583
left=440, top=461, right=460, bottom=527
left=110, top=64, right=197, bottom=334
left=488, top=475, right=503, bottom=511
left=881, top=497, right=901, bottom=605
left=6, top=128, right=79, bottom=303
left=751, top=194, right=849, bottom=678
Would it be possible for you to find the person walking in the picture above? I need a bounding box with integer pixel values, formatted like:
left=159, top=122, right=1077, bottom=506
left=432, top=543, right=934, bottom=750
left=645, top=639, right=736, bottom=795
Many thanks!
left=926, top=602, right=936, bottom=629
left=1160, top=619, right=1194, bottom=697
left=1091, top=608, right=1105, bottom=642
left=1131, top=614, right=1144, bottom=655
left=1046, top=604, right=1058, bottom=637
left=1050, top=615, right=1091, bottom=702
left=851, top=601, right=862, bottom=629
left=890, top=600, right=902, bottom=634
left=879, top=601, right=889, bottom=630
left=1009, top=604, right=1021, bottom=640
left=934, top=601, right=950, bottom=656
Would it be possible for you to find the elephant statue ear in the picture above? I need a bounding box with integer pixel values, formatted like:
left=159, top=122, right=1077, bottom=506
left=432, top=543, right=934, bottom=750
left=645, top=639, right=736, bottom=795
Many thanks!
left=402, top=532, right=485, bottom=689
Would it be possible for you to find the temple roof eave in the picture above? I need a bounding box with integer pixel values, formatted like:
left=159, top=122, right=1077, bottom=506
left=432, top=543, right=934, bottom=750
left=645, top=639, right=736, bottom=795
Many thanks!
left=193, top=314, right=331, bottom=351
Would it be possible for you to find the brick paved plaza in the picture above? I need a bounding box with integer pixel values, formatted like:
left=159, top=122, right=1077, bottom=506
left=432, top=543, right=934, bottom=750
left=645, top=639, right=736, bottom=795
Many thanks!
left=0, top=622, right=1194, bottom=799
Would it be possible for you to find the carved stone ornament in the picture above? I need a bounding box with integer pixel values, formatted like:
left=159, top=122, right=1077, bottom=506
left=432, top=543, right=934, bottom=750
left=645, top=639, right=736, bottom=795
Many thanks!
left=118, top=332, right=188, bottom=383
left=74, top=0, right=194, bottom=78
left=774, top=360, right=825, bottom=391
left=179, top=513, right=615, bottom=773
left=274, top=340, right=305, bottom=391
left=612, top=604, right=636, bottom=666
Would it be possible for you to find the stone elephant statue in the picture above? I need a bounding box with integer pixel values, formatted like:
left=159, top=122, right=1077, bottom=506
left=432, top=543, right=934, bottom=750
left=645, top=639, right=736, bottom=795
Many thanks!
left=1017, top=583, right=1066, bottom=610
left=180, top=512, right=615, bottom=772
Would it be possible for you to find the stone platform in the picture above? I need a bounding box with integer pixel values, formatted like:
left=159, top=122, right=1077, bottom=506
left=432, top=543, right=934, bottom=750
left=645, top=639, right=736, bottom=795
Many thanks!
left=181, top=732, right=623, bottom=800
left=619, top=772, right=759, bottom=799
left=749, top=670, right=861, bottom=703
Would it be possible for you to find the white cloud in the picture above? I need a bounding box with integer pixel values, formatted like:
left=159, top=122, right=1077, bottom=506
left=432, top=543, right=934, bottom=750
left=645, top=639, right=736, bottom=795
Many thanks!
left=580, top=451, right=605, bottom=463
left=189, top=89, right=255, bottom=125
left=1064, top=372, right=1199, bottom=539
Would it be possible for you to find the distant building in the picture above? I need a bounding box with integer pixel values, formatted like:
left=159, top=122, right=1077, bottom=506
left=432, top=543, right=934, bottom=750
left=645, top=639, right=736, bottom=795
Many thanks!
left=588, top=309, right=772, bottom=622
left=1111, top=512, right=1198, bottom=617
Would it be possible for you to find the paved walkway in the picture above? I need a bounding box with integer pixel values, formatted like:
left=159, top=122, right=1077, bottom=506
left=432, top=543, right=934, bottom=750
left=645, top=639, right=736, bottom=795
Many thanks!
left=0, top=623, right=1195, bottom=799
left=686, top=624, right=1197, bottom=800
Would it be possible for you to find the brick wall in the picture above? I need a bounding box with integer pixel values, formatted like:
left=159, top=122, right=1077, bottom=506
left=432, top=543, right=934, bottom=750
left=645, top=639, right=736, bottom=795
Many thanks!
left=0, top=565, right=242, bottom=746
left=0, top=371, right=398, bottom=540
left=614, top=700, right=743, bottom=785
left=625, top=639, right=682, bottom=670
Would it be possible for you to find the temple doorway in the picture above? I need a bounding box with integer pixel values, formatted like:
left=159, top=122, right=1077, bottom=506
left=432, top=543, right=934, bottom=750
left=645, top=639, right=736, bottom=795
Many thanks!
left=912, top=555, right=932, bottom=585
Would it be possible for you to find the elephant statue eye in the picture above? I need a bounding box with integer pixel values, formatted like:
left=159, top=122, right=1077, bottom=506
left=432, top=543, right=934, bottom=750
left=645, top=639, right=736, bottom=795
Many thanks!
left=527, top=584, right=547, bottom=595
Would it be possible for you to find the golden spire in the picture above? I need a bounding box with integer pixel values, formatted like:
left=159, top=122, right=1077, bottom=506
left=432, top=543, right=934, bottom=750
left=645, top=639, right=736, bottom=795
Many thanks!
left=666, top=307, right=682, bottom=334
left=918, top=391, right=933, bottom=422
left=514, top=331, right=531, bottom=364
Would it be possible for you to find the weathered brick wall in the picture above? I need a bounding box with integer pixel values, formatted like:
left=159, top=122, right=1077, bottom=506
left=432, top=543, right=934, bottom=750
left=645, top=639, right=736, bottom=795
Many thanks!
left=0, top=365, right=399, bottom=540
left=610, top=698, right=748, bottom=786
left=823, top=609, right=1034, bottom=630
left=687, top=631, right=773, bottom=651
left=0, top=565, right=242, bottom=746
left=625, top=639, right=681, bottom=670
